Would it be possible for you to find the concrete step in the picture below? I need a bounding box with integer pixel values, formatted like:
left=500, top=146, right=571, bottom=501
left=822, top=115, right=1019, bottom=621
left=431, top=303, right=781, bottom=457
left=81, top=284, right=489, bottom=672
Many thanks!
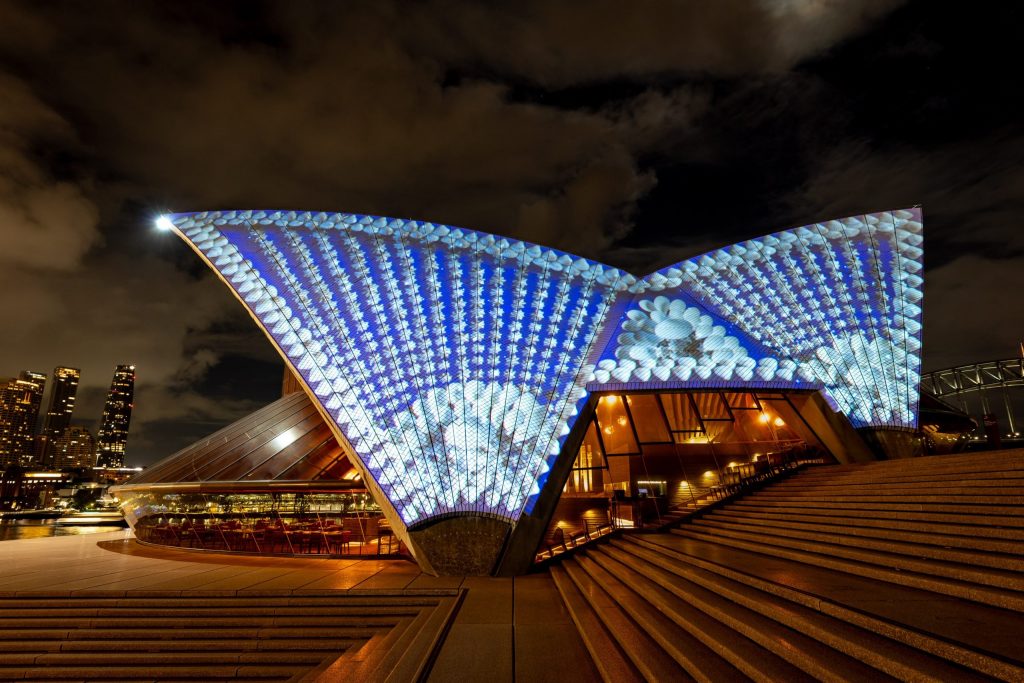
left=0, top=595, right=445, bottom=609
left=581, top=548, right=827, bottom=683
left=796, top=451, right=1024, bottom=474
left=572, top=552, right=757, bottom=682
left=792, top=465, right=1024, bottom=483
left=1, top=664, right=296, bottom=679
left=670, top=526, right=1024, bottom=611
left=773, top=480, right=1024, bottom=494
left=790, top=469, right=1024, bottom=484
left=723, top=504, right=1024, bottom=538
left=0, top=592, right=457, bottom=683
left=13, top=651, right=328, bottom=666
left=33, top=638, right=361, bottom=652
left=750, top=491, right=1024, bottom=504
left=709, top=508, right=1024, bottom=551
left=731, top=498, right=1024, bottom=521
left=548, top=563, right=646, bottom=683
left=0, top=606, right=422, bottom=619
left=623, top=534, right=1024, bottom=679
left=0, top=616, right=402, bottom=629
left=326, top=595, right=462, bottom=683
left=603, top=540, right=994, bottom=682
left=693, top=516, right=1024, bottom=569
left=562, top=559, right=691, bottom=682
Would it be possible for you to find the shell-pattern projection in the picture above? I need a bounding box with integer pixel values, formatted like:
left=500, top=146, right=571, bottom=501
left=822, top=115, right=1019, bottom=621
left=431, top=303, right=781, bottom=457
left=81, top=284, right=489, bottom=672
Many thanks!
left=595, top=208, right=923, bottom=429
left=169, top=211, right=634, bottom=525
left=167, top=207, right=922, bottom=527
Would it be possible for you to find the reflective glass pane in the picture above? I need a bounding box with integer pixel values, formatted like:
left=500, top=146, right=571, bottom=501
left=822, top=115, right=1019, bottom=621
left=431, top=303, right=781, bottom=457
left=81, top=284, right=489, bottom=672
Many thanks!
left=693, top=392, right=730, bottom=420
left=626, top=395, right=671, bottom=443
left=576, top=421, right=605, bottom=468
left=659, top=394, right=701, bottom=432
left=595, top=395, right=639, bottom=455
left=723, top=392, right=758, bottom=409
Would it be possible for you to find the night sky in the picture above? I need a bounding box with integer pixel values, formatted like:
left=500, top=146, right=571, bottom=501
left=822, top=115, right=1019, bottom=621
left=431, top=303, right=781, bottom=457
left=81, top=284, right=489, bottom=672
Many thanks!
left=1, top=1, right=1021, bottom=466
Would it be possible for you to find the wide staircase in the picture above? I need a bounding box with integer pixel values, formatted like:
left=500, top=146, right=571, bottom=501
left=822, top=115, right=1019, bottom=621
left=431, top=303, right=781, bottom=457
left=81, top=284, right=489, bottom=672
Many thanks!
left=0, top=590, right=460, bottom=681
left=552, top=450, right=1024, bottom=681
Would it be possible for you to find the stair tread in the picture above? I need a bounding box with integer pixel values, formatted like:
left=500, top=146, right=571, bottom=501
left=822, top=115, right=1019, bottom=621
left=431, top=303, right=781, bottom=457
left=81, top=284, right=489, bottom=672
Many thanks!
left=750, top=492, right=1024, bottom=504
left=604, top=541, right=997, bottom=682
left=635, top=532, right=1024, bottom=665
left=574, top=552, right=757, bottom=682
left=549, top=564, right=644, bottom=683
left=4, top=664, right=294, bottom=679
left=562, top=560, right=691, bottom=682
left=717, top=507, right=1024, bottom=538
left=732, top=498, right=1024, bottom=520
left=0, top=638, right=359, bottom=653
left=682, top=521, right=1024, bottom=590
left=694, top=516, right=1024, bottom=567
left=580, top=551, right=820, bottom=682
left=670, top=525, right=1024, bottom=612
left=708, top=510, right=1024, bottom=551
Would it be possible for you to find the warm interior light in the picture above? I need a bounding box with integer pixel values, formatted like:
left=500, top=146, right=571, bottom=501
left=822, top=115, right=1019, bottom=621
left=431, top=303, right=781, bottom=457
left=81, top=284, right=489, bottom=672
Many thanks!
left=773, top=417, right=785, bottom=427
left=603, top=426, right=614, bottom=435
left=155, top=215, right=175, bottom=231
left=759, top=412, right=770, bottom=424
left=616, top=416, right=628, bottom=427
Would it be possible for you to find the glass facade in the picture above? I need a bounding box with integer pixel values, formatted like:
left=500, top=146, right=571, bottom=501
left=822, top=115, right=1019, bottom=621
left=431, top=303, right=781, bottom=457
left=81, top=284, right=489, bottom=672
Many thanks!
left=123, top=488, right=395, bottom=556
left=540, top=389, right=826, bottom=557
left=113, top=391, right=397, bottom=556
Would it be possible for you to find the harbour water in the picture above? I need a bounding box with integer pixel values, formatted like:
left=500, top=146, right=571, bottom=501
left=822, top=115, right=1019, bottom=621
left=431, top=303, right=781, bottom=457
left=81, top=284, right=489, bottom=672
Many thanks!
left=0, top=518, right=127, bottom=541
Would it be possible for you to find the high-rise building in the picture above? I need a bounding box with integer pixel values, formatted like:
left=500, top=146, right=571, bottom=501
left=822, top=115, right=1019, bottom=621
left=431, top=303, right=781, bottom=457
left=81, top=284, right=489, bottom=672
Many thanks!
left=40, top=367, right=80, bottom=468
left=0, top=371, right=47, bottom=467
left=96, top=365, right=135, bottom=468
left=53, top=426, right=96, bottom=469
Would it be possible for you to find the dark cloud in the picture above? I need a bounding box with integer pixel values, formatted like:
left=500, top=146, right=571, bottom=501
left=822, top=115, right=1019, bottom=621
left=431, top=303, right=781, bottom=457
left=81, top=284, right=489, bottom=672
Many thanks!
left=0, top=73, right=100, bottom=270
left=410, top=0, right=907, bottom=84
left=0, top=0, right=1018, bottom=464
left=783, top=133, right=1024, bottom=368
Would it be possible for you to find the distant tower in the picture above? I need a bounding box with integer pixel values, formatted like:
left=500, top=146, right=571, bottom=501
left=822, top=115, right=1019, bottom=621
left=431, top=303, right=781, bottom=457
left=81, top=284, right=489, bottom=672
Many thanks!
left=0, top=371, right=47, bottom=467
left=54, top=426, right=96, bottom=469
left=40, top=367, right=80, bottom=467
left=95, top=365, right=135, bottom=468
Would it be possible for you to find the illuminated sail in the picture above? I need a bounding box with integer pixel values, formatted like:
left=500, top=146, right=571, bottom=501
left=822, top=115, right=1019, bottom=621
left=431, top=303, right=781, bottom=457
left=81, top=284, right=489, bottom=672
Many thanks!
left=168, top=211, right=634, bottom=526
left=594, top=208, right=924, bottom=429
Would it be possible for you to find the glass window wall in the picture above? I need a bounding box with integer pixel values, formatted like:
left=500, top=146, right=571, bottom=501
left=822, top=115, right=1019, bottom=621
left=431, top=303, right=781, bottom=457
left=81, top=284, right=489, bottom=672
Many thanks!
left=120, top=489, right=399, bottom=557
left=538, top=389, right=831, bottom=561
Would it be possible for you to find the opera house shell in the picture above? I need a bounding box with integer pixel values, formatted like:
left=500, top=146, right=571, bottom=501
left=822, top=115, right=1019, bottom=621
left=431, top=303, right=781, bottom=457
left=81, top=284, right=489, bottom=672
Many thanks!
left=114, top=207, right=925, bottom=575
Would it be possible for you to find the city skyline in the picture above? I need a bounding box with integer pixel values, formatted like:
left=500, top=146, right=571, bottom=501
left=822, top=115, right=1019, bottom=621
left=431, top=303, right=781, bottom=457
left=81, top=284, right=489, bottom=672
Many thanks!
left=0, top=363, right=135, bottom=468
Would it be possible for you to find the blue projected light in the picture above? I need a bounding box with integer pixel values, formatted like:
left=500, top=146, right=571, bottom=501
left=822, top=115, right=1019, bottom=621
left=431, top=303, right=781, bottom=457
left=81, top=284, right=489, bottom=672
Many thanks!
left=168, top=207, right=923, bottom=530
left=169, top=211, right=635, bottom=526
left=594, top=208, right=924, bottom=429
